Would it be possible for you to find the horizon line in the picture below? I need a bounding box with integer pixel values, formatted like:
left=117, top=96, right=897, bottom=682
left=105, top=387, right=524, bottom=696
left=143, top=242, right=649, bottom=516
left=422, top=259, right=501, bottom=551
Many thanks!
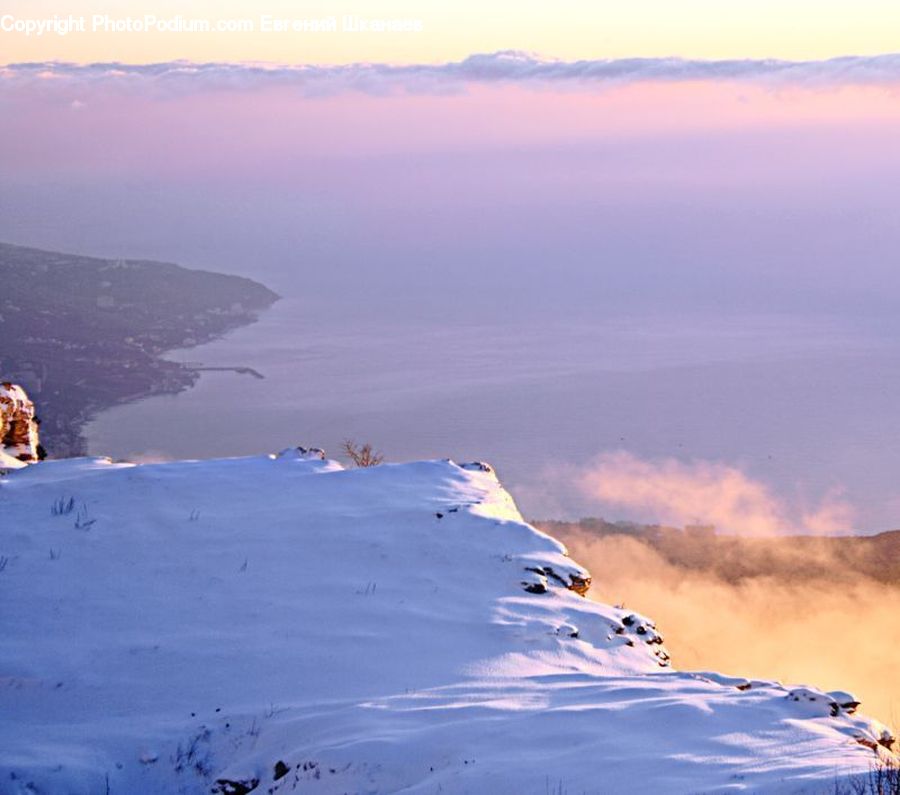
left=4, top=50, right=900, bottom=96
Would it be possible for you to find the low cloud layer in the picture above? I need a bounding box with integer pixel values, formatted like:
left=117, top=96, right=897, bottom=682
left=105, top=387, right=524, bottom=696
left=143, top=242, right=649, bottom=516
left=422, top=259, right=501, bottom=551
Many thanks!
left=551, top=528, right=900, bottom=727
left=4, top=50, right=900, bottom=97
left=577, top=451, right=855, bottom=535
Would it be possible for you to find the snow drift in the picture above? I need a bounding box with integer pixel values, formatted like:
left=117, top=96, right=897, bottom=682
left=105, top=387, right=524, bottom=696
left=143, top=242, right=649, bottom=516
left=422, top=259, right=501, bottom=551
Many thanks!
left=0, top=449, right=893, bottom=794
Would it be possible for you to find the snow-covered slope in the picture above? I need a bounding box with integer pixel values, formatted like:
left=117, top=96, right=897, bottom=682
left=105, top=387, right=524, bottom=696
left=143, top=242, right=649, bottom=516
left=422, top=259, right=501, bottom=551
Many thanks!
left=0, top=451, right=893, bottom=794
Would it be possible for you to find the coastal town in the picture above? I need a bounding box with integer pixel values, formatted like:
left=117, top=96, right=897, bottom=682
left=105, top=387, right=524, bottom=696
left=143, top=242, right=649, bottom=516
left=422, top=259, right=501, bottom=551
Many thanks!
left=0, top=242, right=278, bottom=456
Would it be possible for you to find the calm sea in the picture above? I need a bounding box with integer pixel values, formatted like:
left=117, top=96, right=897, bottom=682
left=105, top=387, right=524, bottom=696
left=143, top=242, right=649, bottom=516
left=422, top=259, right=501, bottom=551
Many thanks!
left=86, top=299, right=900, bottom=531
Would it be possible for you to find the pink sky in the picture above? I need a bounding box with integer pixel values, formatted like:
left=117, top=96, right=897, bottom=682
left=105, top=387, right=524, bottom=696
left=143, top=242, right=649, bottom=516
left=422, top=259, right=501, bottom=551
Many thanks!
left=3, top=76, right=900, bottom=181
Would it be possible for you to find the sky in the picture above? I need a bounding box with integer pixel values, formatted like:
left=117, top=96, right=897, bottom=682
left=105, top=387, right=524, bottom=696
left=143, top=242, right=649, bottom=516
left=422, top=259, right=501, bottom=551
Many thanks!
left=2, top=58, right=899, bottom=319
left=3, top=0, right=900, bottom=64
left=3, top=2, right=900, bottom=319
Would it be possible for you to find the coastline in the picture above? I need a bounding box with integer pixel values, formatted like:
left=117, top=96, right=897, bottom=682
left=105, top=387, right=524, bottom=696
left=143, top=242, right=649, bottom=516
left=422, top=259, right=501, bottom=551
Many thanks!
left=45, top=312, right=277, bottom=458
left=0, top=241, right=280, bottom=458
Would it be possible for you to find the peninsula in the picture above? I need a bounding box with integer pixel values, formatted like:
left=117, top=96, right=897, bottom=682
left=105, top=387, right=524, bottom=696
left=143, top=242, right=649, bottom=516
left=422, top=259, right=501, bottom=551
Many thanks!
left=0, top=242, right=279, bottom=456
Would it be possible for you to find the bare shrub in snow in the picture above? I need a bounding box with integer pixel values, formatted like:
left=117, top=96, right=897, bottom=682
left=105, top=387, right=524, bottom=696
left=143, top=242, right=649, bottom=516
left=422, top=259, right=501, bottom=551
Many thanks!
left=341, top=439, right=383, bottom=468
left=51, top=496, right=75, bottom=516
left=838, top=757, right=900, bottom=795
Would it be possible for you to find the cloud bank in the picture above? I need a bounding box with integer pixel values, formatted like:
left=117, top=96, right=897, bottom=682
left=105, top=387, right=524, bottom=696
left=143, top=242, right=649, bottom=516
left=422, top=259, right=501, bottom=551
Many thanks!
left=553, top=528, right=900, bottom=726
left=577, top=451, right=856, bottom=535
left=521, top=451, right=855, bottom=535
left=4, top=50, right=900, bottom=97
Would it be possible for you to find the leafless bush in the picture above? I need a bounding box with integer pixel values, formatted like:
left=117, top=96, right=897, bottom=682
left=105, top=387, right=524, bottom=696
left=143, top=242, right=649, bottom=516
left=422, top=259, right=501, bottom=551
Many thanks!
left=172, top=727, right=212, bottom=777
left=837, top=757, right=900, bottom=795
left=341, top=439, right=384, bottom=468
left=74, top=504, right=95, bottom=530
left=51, top=496, right=75, bottom=516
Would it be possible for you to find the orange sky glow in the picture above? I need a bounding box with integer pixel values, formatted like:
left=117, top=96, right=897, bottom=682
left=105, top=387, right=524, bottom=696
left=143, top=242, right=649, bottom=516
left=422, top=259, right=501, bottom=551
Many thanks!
left=2, top=0, right=900, bottom=64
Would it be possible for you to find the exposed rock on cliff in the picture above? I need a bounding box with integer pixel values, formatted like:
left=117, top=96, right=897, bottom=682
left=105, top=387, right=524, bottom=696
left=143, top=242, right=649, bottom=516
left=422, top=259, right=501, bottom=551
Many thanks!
left=0, top=382, right=40, bottom=468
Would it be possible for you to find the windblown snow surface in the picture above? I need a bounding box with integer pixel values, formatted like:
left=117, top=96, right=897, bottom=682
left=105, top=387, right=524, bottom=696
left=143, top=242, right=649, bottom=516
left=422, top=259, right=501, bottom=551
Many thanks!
left=0, top=450, right=893, bottom=794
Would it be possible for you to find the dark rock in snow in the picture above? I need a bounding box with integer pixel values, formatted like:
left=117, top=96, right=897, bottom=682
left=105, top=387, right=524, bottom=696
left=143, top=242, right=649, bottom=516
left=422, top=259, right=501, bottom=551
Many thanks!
left=213, top=777, right=260, bottom=794
left=273, top=760, right=290, bottom=780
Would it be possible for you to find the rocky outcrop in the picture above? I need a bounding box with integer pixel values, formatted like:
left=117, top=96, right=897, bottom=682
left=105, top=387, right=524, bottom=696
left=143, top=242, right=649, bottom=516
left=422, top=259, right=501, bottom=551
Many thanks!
left=0, top=382, right=41, bottom=466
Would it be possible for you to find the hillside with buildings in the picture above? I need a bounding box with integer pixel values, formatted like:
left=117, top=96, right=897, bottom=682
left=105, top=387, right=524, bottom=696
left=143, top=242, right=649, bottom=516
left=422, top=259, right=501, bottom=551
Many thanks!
left=0, top=243, right=278, bottom=456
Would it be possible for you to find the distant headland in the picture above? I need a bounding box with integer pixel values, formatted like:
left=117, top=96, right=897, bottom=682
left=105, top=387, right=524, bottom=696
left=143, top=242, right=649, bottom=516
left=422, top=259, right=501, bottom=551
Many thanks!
left=0, top=242, right=279, bottom=457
